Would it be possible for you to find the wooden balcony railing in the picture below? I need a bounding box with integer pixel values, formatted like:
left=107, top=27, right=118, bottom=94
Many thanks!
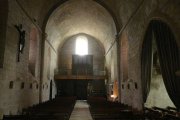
left=54, top=69, right=106, bottom=80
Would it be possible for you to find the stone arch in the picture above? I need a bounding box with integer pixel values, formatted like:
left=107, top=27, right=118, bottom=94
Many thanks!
left=57, top=33, right=105, bottom=73
left=42, top=0, right=120, bottom=34
left=141, top=19, right=180, bottom=108
left=57, top=33, right=105, bottom=55
left=42, top=0, right=118, bottom=80
left=44, top=0, right=117, bottom=51
left=40, top=0, right=119, bottom=102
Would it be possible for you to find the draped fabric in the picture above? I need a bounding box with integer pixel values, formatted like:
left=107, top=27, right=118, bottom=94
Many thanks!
left=141, top=25, right=153, bottom=103
left=151, top=20, right=180, bottom=110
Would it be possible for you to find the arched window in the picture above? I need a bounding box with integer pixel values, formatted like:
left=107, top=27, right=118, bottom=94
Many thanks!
left=75, top=36, right=88, bottom=56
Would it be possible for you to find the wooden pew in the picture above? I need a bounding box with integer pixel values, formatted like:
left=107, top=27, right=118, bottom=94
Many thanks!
left=88, top=96, right=143, bottom=120
left=4, top=96, right=76, bottom=120
left=145, top=107, right=180, bottom=120
left=144, top=107, right=164, bottom=119
left=3, top=115, right=27, bottom=120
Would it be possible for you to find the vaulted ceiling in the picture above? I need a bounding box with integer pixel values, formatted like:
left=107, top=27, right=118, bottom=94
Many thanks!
left=45, top=0, right=117, bottom=52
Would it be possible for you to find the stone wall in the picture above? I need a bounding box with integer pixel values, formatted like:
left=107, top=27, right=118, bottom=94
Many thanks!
left=0, top=0, right=41, bottom=115
left=41, top=41, right=57, bottom=102
left=117, top=0, right=180, bottom=110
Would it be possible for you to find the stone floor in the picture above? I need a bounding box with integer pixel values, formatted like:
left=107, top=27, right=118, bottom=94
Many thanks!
left=69, top=100, right=93, bottom=120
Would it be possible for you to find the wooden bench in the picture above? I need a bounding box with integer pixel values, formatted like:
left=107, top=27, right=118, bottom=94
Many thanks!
left=88, top=96, right=143, bottom=120
left=4, top=96, right=76, bottom=120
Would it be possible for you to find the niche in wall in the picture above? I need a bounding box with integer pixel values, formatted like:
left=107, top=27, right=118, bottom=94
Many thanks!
left=127, top=84, right=130, bottom=89
left=9, top=81, right=14, bottom=89
left=135, top=82, right=138, bottom=89
left=122, top=84, right=124, bottom=89
left=21, top=82, right=25, bottom=89
left=36, top=84, right=39, bottom=89
left=29, top=83, right=32, bottom=89
left=46, top=84, right=48, bottom=89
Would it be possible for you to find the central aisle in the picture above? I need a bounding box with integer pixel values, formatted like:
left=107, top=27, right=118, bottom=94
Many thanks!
left=69, top=100, right=93, bottom=120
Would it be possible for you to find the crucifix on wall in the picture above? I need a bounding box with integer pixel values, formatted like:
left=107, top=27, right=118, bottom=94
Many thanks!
left=14, top=24, right=26, bottom=62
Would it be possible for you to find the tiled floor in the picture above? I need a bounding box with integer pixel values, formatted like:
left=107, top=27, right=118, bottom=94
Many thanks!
left=69, top=100, right=93, bottom=120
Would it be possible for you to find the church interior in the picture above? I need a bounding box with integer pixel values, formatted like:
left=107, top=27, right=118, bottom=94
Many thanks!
left=0, top=0, right=180, bottom=119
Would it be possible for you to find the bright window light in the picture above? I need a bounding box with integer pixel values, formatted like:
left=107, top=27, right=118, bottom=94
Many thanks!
left=75, top=36, right=88, bottom=56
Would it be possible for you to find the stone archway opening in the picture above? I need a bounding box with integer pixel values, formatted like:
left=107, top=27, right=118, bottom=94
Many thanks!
left=42, top=0, right=118, bottom=100
left=142, top=20, right=180, bottom=108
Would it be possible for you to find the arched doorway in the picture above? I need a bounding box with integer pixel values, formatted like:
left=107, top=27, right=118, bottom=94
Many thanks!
left=141, top=20, right=180, bottom=109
